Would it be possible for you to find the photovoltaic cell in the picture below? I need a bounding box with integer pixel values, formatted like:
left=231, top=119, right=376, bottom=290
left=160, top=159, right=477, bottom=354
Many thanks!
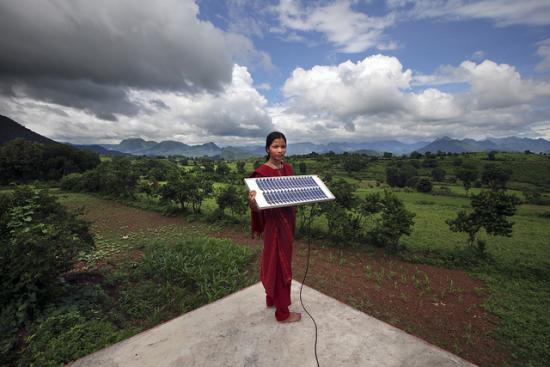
left=245, top=175, right=335, bottom=209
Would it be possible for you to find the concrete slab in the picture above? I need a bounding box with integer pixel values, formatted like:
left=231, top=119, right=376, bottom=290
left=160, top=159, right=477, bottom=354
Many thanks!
left=70, top=281, right=476, bottom=367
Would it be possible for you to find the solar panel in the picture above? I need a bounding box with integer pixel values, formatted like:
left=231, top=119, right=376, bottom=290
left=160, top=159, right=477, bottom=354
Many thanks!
left=245, top=175, right=335, bottom=209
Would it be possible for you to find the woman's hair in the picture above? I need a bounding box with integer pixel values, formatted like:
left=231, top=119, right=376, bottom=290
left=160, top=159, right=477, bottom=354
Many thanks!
left=265, top=131, right=287, bottom=160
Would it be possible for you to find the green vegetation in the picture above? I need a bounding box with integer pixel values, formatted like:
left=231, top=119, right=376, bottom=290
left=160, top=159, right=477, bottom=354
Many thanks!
left=1, top=212, right=255, bottom=366
left=0, top=138, right=100, bottom=184
left=1, top=149, right=549, bottom=366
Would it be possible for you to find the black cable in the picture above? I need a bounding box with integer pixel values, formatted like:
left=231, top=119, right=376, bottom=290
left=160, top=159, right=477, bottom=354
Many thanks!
left=299, top=206, right=320, bottom=367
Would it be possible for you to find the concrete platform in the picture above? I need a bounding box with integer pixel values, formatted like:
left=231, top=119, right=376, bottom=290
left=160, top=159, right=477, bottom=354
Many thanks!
left=70, top=281, right=476, bottom=367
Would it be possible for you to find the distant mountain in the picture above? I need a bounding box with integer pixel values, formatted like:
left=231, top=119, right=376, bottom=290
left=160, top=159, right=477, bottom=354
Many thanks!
left=101, top=138, right=222, bottom=157
left=417, top=136, right=550, bottom=153
left=72, top=144, right=126, bottom=156
left=0, top=114, right=57, bottom=145
left=140, top=140, right=190, bottom=156
left=285, top=140, right=428, bottom=156
left=489, top=137, right=550, bottom=153
left=101, top=138, right=158, bottom=153
left=418, top=136, right=498, bottom=153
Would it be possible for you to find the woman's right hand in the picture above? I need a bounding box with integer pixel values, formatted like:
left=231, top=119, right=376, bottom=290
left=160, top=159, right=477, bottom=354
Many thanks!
left=248, top=190, right=257, bottom=209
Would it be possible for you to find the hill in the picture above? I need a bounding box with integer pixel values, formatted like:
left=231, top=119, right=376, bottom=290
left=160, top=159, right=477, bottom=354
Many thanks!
left=418, top=136, right=550, bottom=154
left=72, top=144, right=126, bottom=156
left=0, top=115, right=57, bottom=145
left=101, top=138, right=223, bottom=157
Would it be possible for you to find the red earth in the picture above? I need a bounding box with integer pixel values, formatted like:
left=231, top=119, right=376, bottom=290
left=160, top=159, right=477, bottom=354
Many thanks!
left=65, top=196, right=508, bottom=367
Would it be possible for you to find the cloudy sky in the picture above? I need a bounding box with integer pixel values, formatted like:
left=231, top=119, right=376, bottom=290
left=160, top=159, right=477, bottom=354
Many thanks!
left=1, top=0, right=550, bottom=145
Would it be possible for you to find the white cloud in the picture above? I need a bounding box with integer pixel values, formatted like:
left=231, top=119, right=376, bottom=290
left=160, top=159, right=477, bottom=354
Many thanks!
left=283, top=55, right=412, bottom=121
left=1, top=65, right=274, bottom=145
left=471, top=50, right=486, bottom=60
left=273, top=55, right=550, bottom=142
left=459, top=60, right=550, bottom=109
left=535, top=38, right=550, bottom=72
left=388, top=0, right=550, bottom=27
left=274, top=0, right=396, bottom=53
left=256, top=83, right=272, bottom=90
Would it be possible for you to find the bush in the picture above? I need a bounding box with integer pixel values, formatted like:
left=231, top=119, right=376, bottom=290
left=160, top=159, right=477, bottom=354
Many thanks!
left=322, top=202, right=362, bottom=243
left=215, top=185, right=247, bottom=216
left=0, top=187, right=94, bottom=320
left=367, top=190, right=415, bottom=251
left=446, top=190, right=520, bottom=256
left=59, top=172, right=83, bottom=191
left=19, top=307, right=128, bottom=367
left=416, top=178, right=433, bottom=193
left=386, top=163, right=418, bottom=187
left=431, top=167, right=446, bottom=181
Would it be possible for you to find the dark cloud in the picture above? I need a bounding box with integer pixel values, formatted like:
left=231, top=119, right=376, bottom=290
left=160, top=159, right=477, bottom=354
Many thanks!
left=3, top=77, right=141, bottom=121
left=0, top=0, right=235, bottom=119
left=150, top=99, right=170, bottom=111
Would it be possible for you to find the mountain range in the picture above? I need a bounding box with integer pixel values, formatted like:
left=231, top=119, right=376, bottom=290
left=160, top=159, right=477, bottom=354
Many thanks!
left=418, top=136, right=550, bottom=154
left=2, top=114, right=550, bottom=157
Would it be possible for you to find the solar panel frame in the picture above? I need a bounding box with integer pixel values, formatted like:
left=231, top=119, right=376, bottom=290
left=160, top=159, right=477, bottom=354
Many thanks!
left=245, top=174, right=335, bottom=210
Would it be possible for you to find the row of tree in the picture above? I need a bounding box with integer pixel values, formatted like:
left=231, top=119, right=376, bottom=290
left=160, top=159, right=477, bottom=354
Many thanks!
left=0, top=139, right=100, bottom=183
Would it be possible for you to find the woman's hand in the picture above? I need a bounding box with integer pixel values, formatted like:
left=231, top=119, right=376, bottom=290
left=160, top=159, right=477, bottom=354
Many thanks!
left=248, top=190, right=257, bottom=209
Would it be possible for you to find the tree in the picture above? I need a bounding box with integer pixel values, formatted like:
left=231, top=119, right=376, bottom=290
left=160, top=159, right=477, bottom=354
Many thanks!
left=236, top=161, right=246, bottom=174
left=446, top=190, right=520, bottom=256
left=342, top=156, right=365, bottom=173
left=98, top=157, right=139, bottom=197
left=410, top=151, right=422, bottom=159
left=422, top=159, right=438, bottom=168
left=416, top=178, right=433, bottom=193
left=452, top=157, right=463, bottom=166
left=215, top=161, right=231, bottom=176
left=431, top=167, right=446, bottom=181
left=385, top=163, right=418, bottom=187
left=481, top=163, right=513, bottom=191
left=299, top=161, right=307, bottom=174
left=367, top=190, right=415, bottom=251
left=328, top=179, right=358, bottom=210
left=0, top=138, right=43, bottom=182
left=487, top=151, right=496, bottom=161
left=161, top=173, right=212, bottom=213
left=456, top=167, right=478, bottom=193
left=216, top=185, right=246, bottom=215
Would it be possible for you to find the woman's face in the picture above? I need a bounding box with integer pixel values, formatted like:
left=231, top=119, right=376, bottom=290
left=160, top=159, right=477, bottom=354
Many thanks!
left=267, top=138, right=286, bottom=162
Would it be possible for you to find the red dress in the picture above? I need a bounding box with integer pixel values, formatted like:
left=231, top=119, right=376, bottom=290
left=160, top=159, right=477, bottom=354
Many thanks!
left=250, top=163, right=296, bottom=321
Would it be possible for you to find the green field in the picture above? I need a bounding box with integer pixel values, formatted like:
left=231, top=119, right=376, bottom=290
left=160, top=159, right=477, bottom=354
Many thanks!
left=3, top=151, right=550, bottom=366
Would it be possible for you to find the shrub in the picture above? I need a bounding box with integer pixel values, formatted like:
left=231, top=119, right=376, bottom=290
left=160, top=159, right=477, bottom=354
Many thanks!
left=367, top=190, right=415, bottom=251
left=416, top=178, right=433, bottom=193
left=386, top=163, right=418, bottom=187
left=481, top=163, right=512, bottom=191
left=59, top=172, right=83, bottom=191
left=446, top=190, right=520, bottom=256
left=215, top=184, right=247, bottom=216
left=431, top=167, right=446, bottom=181
left=19, top=307, right=128, bottom=367
left=0, top=187, right=94, bottom=320
left=322, top=202, right=362, bottom=243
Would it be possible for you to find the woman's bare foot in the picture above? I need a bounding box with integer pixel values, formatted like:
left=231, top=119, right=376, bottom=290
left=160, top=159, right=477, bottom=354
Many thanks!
left=278, top=312, right=301, bottom=323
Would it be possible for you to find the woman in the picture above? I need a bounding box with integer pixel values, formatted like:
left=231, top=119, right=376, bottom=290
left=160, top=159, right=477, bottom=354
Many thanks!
left=248, top=131, right=301, bottom=323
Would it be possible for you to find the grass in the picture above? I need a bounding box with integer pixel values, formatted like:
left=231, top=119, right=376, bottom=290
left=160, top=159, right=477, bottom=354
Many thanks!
left=9, top=151, right=550, bottom=366
left=9, top=215, right=257, bottom=367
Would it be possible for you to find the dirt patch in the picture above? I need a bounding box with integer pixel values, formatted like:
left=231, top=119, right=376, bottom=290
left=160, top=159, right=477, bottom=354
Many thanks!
left=66, top=196, right=507, bottom=367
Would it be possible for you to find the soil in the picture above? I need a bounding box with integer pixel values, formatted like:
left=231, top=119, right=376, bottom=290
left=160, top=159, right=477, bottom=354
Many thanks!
left=64, top=197, right=508, bottom=367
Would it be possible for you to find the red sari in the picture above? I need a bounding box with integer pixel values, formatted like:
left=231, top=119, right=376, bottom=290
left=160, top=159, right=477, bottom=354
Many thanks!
left=250, top=163, right=296, bottom=321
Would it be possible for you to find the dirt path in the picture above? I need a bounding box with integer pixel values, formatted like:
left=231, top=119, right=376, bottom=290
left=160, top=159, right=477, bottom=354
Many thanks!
left=65, top=195, right=507, bottom=367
